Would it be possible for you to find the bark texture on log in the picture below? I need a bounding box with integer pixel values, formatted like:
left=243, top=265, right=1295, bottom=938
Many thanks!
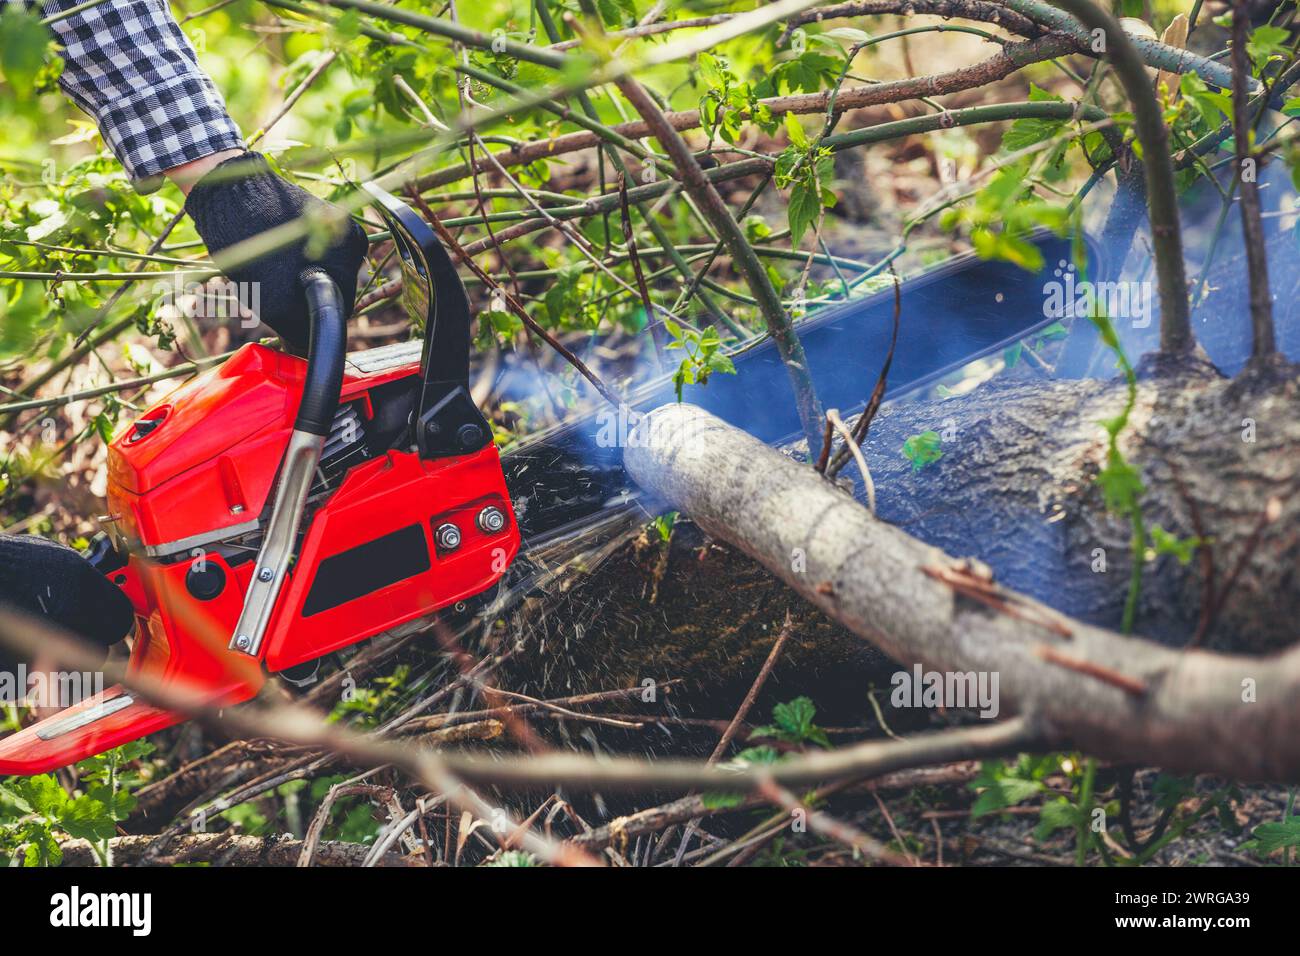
left=495, top=361, right=1300, bottom=719
left=624, top=402, right=1300, bottom=781
left=847, top=361, right=1300, bottom=652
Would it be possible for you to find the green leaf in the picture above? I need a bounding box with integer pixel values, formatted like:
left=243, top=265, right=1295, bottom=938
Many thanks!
left=0, top=783, right=33, bottom=816
left=57, top=794, right=116, bottom=842
left=971, top=777, right=1042, bottom=817
left=0, top=9, right=52, bottom=98
left=1153, top=774, right=1195, bottom=810
left=596, top=0, right=636, bottom=28
left=650, top=511, right=677, bottom=542
left=705, top=351, right=736, bottom=375
left=772, top=696, right=816, bottom=739
left=742, top=215, right=772, bottom=242
left=1096, top=456, right=1144, bottom=515
left=1149, top=525, right=1201, bottom=565
left=732, top=745, right=781, bottom=765
left=1001, top=117, right=1066, bottom=154
left=697, top=52, right=726, bottom=89
left=1246, top=819, right=1300, bottom=855
left=787, top=180, right=819, bottom=246
left=1027, top=82, right=1064, bottom=103
left=901, top=431, right=943, bottom=472
left=1248, top=25, right=1291, bottom=68
left=784, top=111, right=809, bottom=149
left=19, top=775, right=68, bottom=816
left=1035, top=797, right=1080, bottom=840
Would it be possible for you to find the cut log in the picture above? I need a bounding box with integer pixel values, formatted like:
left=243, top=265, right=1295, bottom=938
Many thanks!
left=623, top=401, right=1300, bottom=782
left=847, top=359, right=1300, bottom=652
left=503, top=361, right=1300, bottom=700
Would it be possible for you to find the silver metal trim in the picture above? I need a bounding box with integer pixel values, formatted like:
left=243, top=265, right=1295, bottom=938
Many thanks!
left=143, top=519, right=261, bottom=559
left=230, top=428, right=326, bottom=657
left=35, top=694, right=135, bottom=740
left=345, top=339, right=423, bottom=375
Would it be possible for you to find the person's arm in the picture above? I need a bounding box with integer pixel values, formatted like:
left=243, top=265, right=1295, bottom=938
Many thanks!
left=41, top=0, right=246, bottom=194
left=40, top=0, right=369, bottom=350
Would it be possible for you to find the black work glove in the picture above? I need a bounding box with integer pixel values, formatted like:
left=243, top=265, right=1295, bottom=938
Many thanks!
left=185, top=152, right=368, bottom=353
left=0, top=534, right=134, bottom=671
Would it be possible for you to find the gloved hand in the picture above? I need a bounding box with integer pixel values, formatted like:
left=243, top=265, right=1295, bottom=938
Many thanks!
left=185, top=152, right=368, bottom=353
left=0, top=534, right=134, bottom=670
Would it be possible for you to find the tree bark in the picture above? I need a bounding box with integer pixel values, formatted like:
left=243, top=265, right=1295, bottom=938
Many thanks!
left=846, top=361, right=1300, bottom=652
left=503, top=362, right=1300, bottom=703
left=622, top=399, right=1300, bottom=782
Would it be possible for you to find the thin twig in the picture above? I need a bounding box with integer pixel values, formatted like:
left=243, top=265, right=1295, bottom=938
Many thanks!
left=827, top=266, right=902, bottom=477
left=619, top=173, right=668, bottom=366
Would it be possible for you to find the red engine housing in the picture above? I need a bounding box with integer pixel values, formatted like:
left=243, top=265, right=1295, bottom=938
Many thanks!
left=0, top=342, right=519, bottom=775
left=108, top=341, right=519, bottom=669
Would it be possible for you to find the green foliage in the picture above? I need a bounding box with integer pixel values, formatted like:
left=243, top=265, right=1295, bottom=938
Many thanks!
left=649, top=510, right=677, bottom=542
left=697, top=53, right=774, bottom=146
left=1004, top=320, right=1067, bottom=369
left=1001, top=85, right=1068, bottom=157
left=971, top=754, right=1103, bottom=863
left=1245, top=24, right=1292, bottom=71
left=901, top=430, right=942, bottom=472
left=940, top=86, right=1076, bottom=271
left=968, top=755, right=1054, bottom=818
left=942, top=162, right=1070, bottom=272
left=774, top=116, right=836, bottom=247
left=1148, top=525, right=1203, bottom=565
left=755, top=50, right=842, bottom=97
left=0, top=8, right=54, bottom=99
left=0, top=740, right=153, bottom=866
left=329, top=665, right=411, bottom=726
left=1241, top=787, right=1298, bottom=864
left=705, top=697, right=829, bottom=807
left=664, top=320, right=735, bottom=401
left=1243, top=820, right=1300, bottom=857
left=749, top=695, right=831, bottom=748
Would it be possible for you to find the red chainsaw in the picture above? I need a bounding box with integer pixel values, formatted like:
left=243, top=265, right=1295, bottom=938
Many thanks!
left=0, top=181, right=1122, bottom=776
left=0, top=184, right=521, bottom=774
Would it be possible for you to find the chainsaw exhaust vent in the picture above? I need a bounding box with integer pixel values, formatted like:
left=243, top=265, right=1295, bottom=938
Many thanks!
left=313, top=402, right=369, bottom=493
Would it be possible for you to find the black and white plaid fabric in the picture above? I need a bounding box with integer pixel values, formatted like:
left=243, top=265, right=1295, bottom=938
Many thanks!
left=40, top=0, right=243, bottom=190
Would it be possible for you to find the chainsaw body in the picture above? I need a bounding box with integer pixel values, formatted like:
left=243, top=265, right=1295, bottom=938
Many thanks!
left=0, top=185, right=520, bottom=774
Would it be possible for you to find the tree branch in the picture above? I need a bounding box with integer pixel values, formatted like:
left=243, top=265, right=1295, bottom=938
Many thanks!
left=1231, top=0, right=1276, bottom=362
left=1027, top=0, right=1193, bottom=355
left=612, top=72, right=827, bottom=450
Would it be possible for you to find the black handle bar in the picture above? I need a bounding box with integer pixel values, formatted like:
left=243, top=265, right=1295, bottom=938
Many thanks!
left=295, top=268, right=348, bottom=437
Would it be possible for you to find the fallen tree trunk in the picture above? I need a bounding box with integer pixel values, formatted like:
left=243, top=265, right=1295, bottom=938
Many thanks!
left=503, top=358, right=1300, bottom=700
left=623, top=401, right=1300, bottom=782
left=844, top=358, right=1300, bottom=652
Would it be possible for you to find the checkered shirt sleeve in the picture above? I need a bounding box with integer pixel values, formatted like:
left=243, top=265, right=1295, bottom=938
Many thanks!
left=40, top=0, right=244, bottom=189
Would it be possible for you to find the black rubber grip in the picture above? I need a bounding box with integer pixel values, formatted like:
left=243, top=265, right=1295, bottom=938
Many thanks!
left=295, top=269, right=348, bottom=436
